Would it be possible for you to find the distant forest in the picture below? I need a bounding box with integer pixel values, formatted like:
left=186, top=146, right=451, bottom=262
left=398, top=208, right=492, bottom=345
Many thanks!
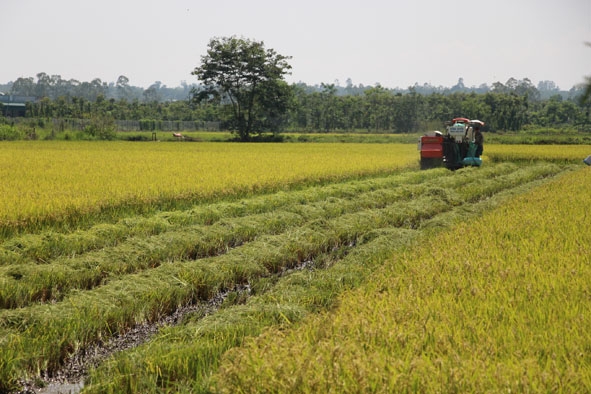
left=1, top=73, right=589, bottom=133
left=0, top=73, right=582, bottom=102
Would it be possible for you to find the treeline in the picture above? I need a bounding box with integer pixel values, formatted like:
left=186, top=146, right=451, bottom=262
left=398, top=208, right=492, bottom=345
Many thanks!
left=2, top=74, right=590, bottom=133
left=290, top=83, right=589, bottom=132
left=24, top=96, right=218, bottom=123
left=1, top=74, right=579, bottom=102
left=1, top=73, right=194, bottom=102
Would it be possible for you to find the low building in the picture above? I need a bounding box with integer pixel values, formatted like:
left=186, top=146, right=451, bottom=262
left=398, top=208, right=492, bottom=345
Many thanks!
left=0, top=94, right=36, bottom=117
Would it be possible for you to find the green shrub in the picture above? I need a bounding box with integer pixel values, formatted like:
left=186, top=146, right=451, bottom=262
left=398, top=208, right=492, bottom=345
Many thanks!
left=0, top=124, right=22, bottom=141
left=84, top=116, right=116, bottom=140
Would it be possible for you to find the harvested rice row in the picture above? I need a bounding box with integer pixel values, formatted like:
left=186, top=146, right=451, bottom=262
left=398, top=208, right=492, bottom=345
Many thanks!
left=0, top=162, right=522, bottom=264
left=0, top=162, right=568, bottom=390
left=0, top=163, right=545, bottom=309
left=83, top=163, right=573, bottom=393
left=211, top=166, right=591, bottom=394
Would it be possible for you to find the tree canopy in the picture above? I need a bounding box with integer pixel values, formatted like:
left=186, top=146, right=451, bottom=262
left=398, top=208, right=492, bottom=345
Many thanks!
left=191, top=36, right=293, bottom=141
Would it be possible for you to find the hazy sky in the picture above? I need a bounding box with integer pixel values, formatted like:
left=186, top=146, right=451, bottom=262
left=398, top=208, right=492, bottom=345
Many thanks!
left=1, top=0, right=590, bottom=90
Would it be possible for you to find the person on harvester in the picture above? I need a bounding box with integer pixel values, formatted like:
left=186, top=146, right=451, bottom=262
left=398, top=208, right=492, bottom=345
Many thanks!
left=474, top=126, right=484, bottom=157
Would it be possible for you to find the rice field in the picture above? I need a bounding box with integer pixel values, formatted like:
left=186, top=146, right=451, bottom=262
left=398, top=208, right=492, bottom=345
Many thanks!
left=213, top=164, right=591, bottom=393
left=0, top=141, right=417, bottom=234
left=0, top=140, right=589, bottom=393
left=484, top=144, right=591, bottom=163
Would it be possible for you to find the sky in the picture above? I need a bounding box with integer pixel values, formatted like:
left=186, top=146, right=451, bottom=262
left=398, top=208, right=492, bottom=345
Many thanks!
left=1, top=0, right=590, bottom=91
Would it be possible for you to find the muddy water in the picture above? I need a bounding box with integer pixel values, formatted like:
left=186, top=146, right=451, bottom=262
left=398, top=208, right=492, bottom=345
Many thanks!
left=35, top=381, right=84, bottom=394
left=18, top=286, right=249, bottom=394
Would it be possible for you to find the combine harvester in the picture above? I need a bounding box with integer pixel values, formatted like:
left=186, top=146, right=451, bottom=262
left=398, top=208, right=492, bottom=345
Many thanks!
left=418, top=117, right=484, bottom=170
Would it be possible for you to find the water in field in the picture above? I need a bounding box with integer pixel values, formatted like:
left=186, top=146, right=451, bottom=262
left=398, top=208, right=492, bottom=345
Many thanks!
left=33, top=380, right=83, bottom=394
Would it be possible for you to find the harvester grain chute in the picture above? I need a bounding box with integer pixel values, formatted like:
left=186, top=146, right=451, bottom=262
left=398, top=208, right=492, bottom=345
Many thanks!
left=418, top=118, right=484, bottom=170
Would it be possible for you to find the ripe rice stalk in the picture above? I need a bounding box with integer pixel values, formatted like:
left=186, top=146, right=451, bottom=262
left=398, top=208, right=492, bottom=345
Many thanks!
left=1, top=168, right=487, bottom=309
left=211, top=166, right=591, bottom=393
left=0, top=141, right=419, bottom=235
left=0, top=161, right=575, bottom=392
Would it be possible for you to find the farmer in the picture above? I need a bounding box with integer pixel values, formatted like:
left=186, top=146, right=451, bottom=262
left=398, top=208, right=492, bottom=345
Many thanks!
left=474, top=126, right=484, bottom=157
left=465, top=125, right=474, bottom=142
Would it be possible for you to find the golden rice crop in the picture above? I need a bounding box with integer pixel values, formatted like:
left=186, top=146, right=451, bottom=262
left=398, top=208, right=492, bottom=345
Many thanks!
left=214, top=166, right=591, bottom=393
left=485, top=144, right=591, bottom=163
left=2, top=160, right=575, bottom=392
left=0, top=141, right=417, bottom=225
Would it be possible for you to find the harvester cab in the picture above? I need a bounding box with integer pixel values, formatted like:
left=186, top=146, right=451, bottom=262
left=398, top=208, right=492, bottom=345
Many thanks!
left=418, top=118, right=484, bottom=170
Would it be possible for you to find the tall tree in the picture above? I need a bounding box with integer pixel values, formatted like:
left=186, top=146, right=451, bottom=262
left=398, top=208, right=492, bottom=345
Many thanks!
left=191, top=36, right=292, bottom=141
left=581, top=42, right=591, bottom=105
left=11, top=77, right=35, bottom=96
left=364, top=85, right=392, bottom=131
left=116, top=75, right=131, bottom=100
left=319, top=83, right=338, bottom=132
